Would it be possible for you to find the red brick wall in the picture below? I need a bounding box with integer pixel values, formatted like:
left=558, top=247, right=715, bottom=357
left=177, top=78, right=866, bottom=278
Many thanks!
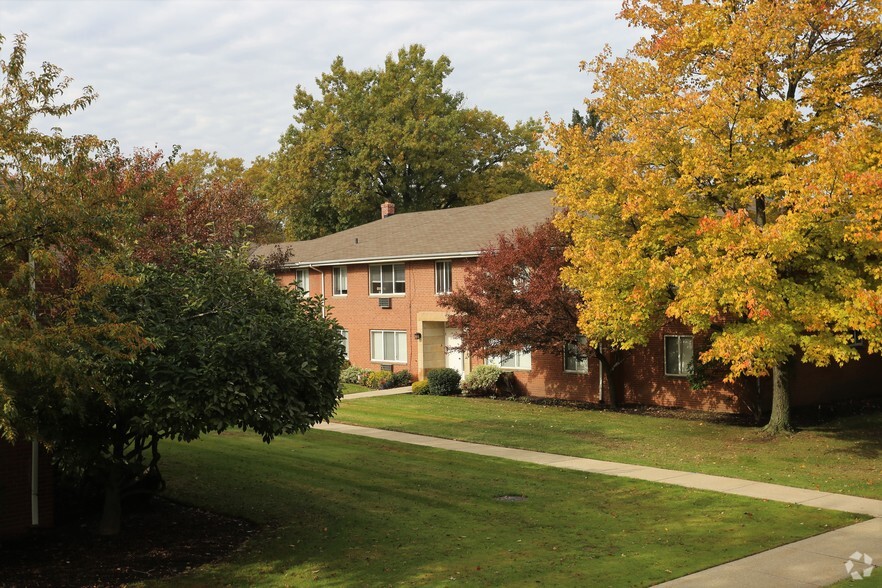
left=275, top=265, right=882, bottom=414
left=278, top=260, right=469, bottom=375
left=0, top=440, right=54, bottom=538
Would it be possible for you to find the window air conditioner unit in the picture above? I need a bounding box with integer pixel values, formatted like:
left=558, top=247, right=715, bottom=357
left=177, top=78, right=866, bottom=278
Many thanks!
left=378, top=297, right=391, bottom=309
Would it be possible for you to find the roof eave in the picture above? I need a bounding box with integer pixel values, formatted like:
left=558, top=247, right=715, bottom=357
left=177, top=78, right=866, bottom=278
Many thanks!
left=279, top=250, right=482, bottom=269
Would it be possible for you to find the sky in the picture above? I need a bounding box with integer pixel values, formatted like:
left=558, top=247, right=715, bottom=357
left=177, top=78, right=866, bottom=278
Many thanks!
left=1, top=0, right=643, bottom=165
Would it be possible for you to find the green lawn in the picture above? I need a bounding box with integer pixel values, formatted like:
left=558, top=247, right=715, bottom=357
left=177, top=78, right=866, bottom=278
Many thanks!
left=341, top=382, right=372, bottom=395
left=154, top=430, right=862, bottom=587
left=334, top=395, right=882, bottom=499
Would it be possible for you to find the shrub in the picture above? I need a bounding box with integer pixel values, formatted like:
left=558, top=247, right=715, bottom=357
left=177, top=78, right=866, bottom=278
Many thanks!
left=460, top=364, right=505, bottom=396
left=364, top=371, right=393, bottom=389
left=426, top=368, right=462, bottom=396
left=389, top=370, right=413, bottom=388
left=341, top=365, right=369, bottom=384
left=411, top=379, right=430, bottom=395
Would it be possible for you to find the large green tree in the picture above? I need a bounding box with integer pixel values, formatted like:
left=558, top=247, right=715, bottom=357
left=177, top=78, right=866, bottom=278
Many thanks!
left=267, top=44, right=544, bottom=239
left=536, top=0, right=882, bottom=433
left=0, top=34, right=345, bottom=536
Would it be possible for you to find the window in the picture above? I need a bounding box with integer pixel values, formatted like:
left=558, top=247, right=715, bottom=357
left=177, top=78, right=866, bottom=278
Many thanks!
left=665, top=335, right=693, bottom=376
left=488, top=349, right=532, bottom=370
left=293, top=269, right=309, bottom=292
left=370, top=263, right=405, bottom=295
left=370, top=330, right=407, bottom=363
left=564, top=337, right=589, bottom=373
left=339, top=329, right=349, bottom=360
left=435, top=260, right=452, bottom=294
left=333, top=266, right=348, bottom=296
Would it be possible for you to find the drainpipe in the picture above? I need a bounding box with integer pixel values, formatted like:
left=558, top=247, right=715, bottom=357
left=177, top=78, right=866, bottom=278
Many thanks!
left=28, top=249, right=39, bottom=527
left=308, top=265, right=326, bottom=317
left=31, top=440, right=39, bottom=526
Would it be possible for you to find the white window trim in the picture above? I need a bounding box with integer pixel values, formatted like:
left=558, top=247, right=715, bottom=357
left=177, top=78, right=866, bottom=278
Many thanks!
left=293, top=268, right=309, bottom=292
left=369, top=263, right=406, bottom=296
left=332, top=266, right=348, bottom=297
left=370, top=330, right=408, bottom=364
left=488, top=349, right=532, bottom=371
left=664, top=335, right=693, bottom=377
left=564, top=338, right=589, bottom=374
left=339, top=329, right=349, bottom=360
left=435, top=260, right=453, bottom=295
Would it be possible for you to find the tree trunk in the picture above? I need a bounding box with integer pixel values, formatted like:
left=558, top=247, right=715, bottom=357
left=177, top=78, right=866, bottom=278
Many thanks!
left=594, top=348, right=620, bottom=409
left=762, top=363, right=793, bottom=435
left=98, top=468, right=122, bottom=536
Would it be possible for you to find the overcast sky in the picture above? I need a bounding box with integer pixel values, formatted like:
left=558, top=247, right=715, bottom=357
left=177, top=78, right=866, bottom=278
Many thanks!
left=1, top=0, right=643, bottom=165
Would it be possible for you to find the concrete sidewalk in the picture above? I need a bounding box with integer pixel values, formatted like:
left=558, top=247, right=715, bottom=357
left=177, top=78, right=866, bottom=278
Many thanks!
left=340, top=386, right=412, bottom=400
left=315, top=421, right=882, bottom=586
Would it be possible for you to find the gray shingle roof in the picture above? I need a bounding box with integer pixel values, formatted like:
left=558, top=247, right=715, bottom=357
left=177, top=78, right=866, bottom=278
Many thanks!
left=252, top=190, right=557, bottom=268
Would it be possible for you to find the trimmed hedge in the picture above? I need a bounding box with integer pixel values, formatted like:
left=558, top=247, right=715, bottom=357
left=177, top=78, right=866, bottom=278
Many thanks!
left=426, top=368, right=462, bottom=396
left=411, top=380, right=429, bottom=395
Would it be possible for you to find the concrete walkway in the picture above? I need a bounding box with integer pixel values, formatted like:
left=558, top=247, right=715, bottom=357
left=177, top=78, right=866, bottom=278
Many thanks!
left=341, top=386, right=412, bottom=400
left=315, top=420, right=882, bottom=586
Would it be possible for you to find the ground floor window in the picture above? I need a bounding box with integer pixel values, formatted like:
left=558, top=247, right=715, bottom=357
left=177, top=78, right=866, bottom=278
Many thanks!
left=488, top=349, right=531, bottom=371
left=339, top=329, right=349, bottom=360
left=564, top=337, right=589, bottom=373
left=370, top=330, right=407, bottom=363
left=664, top=335, right=693, bottom=376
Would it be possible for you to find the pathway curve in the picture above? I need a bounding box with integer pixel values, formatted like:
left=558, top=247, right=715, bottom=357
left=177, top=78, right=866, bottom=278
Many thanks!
left=315, top=416, right=881, bottom=586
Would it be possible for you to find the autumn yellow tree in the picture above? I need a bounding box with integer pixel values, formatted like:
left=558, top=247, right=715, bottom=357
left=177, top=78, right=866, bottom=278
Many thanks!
left=535, top=0, right=882, bottom=433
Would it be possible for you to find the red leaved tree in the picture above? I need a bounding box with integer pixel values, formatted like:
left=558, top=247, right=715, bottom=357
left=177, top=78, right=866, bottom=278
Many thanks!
left=441, top=221, right=626, bottom=406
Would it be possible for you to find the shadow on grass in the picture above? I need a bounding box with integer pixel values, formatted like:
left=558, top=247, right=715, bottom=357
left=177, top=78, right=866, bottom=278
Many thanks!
left=155, top=429, right=864, bottom=588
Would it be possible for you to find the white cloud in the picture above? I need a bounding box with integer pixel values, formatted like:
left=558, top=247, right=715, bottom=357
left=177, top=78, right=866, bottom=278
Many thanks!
left=0, top=0, right=642, bottom=163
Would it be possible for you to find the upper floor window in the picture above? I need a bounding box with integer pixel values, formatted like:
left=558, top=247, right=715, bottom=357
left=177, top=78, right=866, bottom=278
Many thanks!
left=435, top=260, right=452, bottom=294
left=488, top=349, right=532, bottom=371
left=370, top=263, right=405, bottom=295
left=293, top=268, right=309, bottom=292
left=664, top=335, right=693, bottom=376
left=333, top=266, right=348, bottom=296
left=564, top=336, right=589, bottom=373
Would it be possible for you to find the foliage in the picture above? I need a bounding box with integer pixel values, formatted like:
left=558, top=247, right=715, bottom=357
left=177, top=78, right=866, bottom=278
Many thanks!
left=341, top=365, right=370, bottom=384
left=346, top=368, right=413, bottom=389
left=441, top=221, right=625, bottom=405
left=388, top=370, right=413, bottom=388
left=535, top=0, right=882, bottom=431
left=460, top=365, right=506, bottom=396
left=0, top=32, right=146, bottom=444
left=265, top=44, right=545, bottom=239
left=411, top=380, right=429, bottom=395
left=442, top=221, right=580, bottom=357
left=89, top=244, right=342, bottom=533
left=137, top=149, right=280, bottom=263
left=426, top=368, right=462, bottom=396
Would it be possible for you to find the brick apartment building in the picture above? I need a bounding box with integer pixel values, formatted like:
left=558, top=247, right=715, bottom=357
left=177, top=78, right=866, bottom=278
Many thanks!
left=253, top=190, right=882, bottom=414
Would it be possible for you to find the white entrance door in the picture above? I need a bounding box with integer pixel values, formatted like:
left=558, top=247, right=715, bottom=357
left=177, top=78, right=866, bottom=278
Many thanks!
left=444, top=328, right=465, bottom=375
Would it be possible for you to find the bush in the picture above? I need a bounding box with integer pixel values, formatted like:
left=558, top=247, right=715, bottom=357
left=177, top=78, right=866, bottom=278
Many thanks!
left=363, top=371, right=392, bottom=389
left=460, top=364, right=505, bottom=396
left=389, top=370, right=413, bottom=388
left=341, top=365, right=369, bottom=384
left=411, top=379, right=430, bottom=394
left=426, top=368, right=462, bottom=396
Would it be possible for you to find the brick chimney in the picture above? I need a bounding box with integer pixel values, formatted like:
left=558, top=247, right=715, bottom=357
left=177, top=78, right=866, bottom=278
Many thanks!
left=381, top=201, right=395, bottom=219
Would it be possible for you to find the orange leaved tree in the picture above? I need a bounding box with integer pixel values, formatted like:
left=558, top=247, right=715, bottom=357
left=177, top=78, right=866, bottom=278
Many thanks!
left=535, top=0, right=882, bottom=433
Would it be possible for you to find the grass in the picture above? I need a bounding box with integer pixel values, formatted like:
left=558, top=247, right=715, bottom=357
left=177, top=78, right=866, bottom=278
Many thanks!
left=341, top=382, right=372, bottom=395
left=334, top=395, right=882, bottom=499
left=154, top=430, right=862, bottom=587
